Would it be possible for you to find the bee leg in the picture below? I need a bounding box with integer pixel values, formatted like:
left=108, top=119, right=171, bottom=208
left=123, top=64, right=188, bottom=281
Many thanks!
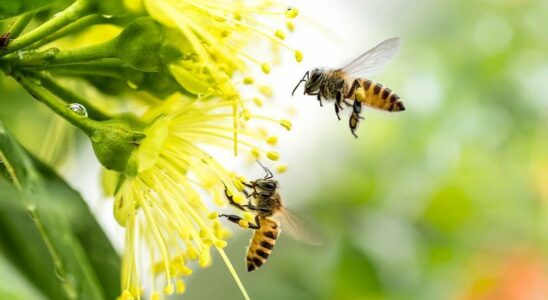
left=353, top=99, right=362, bottom=114
left=219, top=214, right=260, bottom=229
left=349, top=114, right=360, bottom=138
left=242, top=204, right=271, bottom=214
left=223, top=186, right=246, bottom=210
left=334, top=103, right=341, bottom=120
left=349, top=101, right=363, bottom=138
left=316, top=93, right=323, bottom=107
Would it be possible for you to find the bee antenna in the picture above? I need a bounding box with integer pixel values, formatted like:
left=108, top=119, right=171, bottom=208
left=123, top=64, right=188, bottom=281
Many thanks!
left=256, top=160, right=273, bottom=179
left=291, top=71, right=309, bottom=96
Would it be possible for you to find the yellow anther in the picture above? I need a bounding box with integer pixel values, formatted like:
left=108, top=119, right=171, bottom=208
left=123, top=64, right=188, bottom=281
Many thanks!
left=243, top=76, right=254, bottom=84
left=253, top=97, right=264, bottom=107
left=214, top=239, right=228, bottom=248
left=261, top=63, right=271, bottom=74
left=295, top=50, right=303, bottom=62
left=285, top=7, right=299, bottom=18
left=164, top=284, right=174, bottom=295
left=233, top=179, right=245, bottom=191
left=276, top=164, right=288, bottom=173
left=259, top=85, right=273, bottom=97
left=266, top=136, right=278, bottom=145
left=275, top=29, right=286, bottom=40
left=251, top=148, right=260, bottom=159
left=151, top=291, right=160, bottom=300
left=176, top=279, right=186, bottom=294
left=280, top=119, right=292, bottom=131
left=199, top=248, right=212, bottom=267
left=241, top=108, right=251, bottom=121
left=286, top=21, right=295, bottom=32
left=233, top=193, right=245, bottom=204
left=187, top=247, right=198, bottom=260
left=208, top=211, right=218, bottom=220
left=267, top=151, right=280, bottom=161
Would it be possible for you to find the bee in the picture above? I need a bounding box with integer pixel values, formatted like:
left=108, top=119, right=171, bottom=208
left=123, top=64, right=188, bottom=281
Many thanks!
left=292, top=37, right=405, bottom=138
left=219, top=161, right=320, bottom=272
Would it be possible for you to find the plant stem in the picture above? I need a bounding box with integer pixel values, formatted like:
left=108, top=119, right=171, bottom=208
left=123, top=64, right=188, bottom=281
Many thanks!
left=30, top=14, right=129, bottom=49
left=9, top=12, right=36, bottom=39
left=13, top=73, right=102, bottom=135
left=1, top=40, right=117, bottom=67
left=1, top=0, right=93, bottom=56
left=39, top=74, right=112, bottom=121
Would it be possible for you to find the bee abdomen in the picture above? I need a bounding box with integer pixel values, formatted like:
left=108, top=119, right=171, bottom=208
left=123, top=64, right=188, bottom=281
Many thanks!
left=246, top=218, right=279, bottom=272
left=358, top=79, right=405, bottom=112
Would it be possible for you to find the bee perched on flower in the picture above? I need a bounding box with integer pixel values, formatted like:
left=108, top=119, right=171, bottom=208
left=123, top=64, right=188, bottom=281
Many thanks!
left=0, top=0, right=301, bottom=299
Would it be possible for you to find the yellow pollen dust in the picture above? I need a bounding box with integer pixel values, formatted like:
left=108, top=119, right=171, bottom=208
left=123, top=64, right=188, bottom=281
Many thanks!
left=355, top=87, right=366, bottom=101
left=238, top=220, right=249, bottom=228
left=243, top=212, right=254, bottom=221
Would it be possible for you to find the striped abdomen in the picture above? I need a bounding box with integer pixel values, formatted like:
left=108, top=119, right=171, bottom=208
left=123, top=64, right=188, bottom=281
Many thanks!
left=246, top=217, right=279, bottom=272
left=346, top=79, right=405, bottom=112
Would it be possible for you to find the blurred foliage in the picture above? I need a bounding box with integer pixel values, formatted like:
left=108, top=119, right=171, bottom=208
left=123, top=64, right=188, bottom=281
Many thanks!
left=0, top=120, right=120, bottom=299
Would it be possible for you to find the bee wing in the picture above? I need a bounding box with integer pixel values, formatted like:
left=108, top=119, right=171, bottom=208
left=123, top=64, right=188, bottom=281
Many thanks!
left=278, top=207, right=323, bottom=246
left=340, top=37, right=401, bottom=77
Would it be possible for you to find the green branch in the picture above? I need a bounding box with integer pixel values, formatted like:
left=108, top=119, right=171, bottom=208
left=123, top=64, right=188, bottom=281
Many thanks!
left=39, top=74, right=112, bottom=121
left=30, top=14, right=130, bottom=49
left=8, top=12, right=36, bottom=39
left=1, top=0, right=93, bottom=56
left=13, top=72, right=101, bottom=135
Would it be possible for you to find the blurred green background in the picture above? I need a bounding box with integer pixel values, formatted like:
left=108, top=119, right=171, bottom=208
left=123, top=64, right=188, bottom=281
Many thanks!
left=1, top=0, right=546, bottom=299
left=184, top=0, right=548, bottom=299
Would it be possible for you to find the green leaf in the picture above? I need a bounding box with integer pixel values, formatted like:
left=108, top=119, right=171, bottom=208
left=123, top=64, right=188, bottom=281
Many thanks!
left=0, top=119, right=121, bottom=300
left=0, top=0, right=54, bottom=20
left=115, top=17, right=164, bottom=72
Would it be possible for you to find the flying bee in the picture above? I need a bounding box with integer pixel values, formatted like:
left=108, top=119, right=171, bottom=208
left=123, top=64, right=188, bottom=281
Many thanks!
left=292, top=37, right=405, bottom=138
left=219, top=161, right=320, bottom=272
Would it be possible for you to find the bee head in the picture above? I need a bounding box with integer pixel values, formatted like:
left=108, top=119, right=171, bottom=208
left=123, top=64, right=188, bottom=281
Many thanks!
left=255, top=179, right=278, bottom=192
left=292, top=68, right=323, bottom=96
left=304, top=68, right=323, bottom=94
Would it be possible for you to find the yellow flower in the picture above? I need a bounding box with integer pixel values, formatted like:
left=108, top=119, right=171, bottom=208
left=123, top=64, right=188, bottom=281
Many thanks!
left=114, top=95, right=290, bottom=299
left=143, top=0, right=302, bottom=154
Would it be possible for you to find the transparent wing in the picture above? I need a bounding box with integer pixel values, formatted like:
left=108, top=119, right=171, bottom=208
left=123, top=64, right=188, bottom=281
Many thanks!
left=341, top=37, right=401, bottom=77
left=277, top=207, right=323, bottom=246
